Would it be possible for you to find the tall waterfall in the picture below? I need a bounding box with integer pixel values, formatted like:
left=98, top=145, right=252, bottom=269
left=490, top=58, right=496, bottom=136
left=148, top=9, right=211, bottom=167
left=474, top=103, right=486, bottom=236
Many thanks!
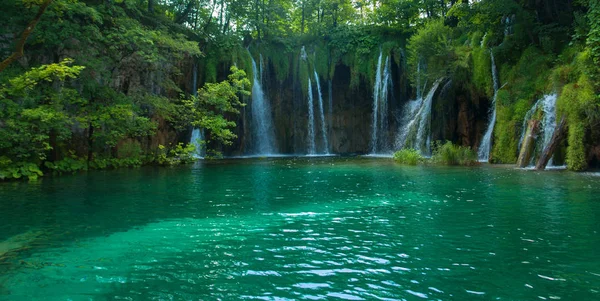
left=396, top=79, right=443, bottom=155
left=190, top=63, right=205, bottom=158
left=478, top=50, right=499, bottom=162
left=307, top=78, right=316, bottom=155
left=250, top=53, right=277, bottom=155
left=371, top=51, right=393, bottom=154
left=313, top=70, right=329, bottom=154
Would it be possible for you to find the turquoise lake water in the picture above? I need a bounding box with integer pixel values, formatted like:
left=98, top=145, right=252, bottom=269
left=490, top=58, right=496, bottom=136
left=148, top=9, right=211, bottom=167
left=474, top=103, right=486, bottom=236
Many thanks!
left=0, top=157, right=599, bottom=300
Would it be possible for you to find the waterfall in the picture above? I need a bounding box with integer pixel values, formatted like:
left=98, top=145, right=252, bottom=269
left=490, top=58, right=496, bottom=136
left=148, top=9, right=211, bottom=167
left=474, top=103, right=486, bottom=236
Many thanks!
left=371, top=50, right=393, bottom=154
left=517, top=93, right=558, bottom=166
left=396, top=79, right=443, bottom=155
left=478, top=50, right=499, bottom=162
left=541, top=94, right=558, bottom=165
left=307, top=78, right=316, bottom=155
left=541, top=94, right=558, bottom=151
left=518, top=98, right=542, bottom=151
left=190, top=128, right=205, bottom=158
left=313, top=69, right=329, bottom=154
left=250, top=53, right=277, bottom=155
left=189, top=63, right=205, bottom=158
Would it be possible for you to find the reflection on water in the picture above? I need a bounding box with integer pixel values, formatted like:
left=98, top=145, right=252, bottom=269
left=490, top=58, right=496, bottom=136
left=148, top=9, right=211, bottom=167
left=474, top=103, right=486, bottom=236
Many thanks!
left=0, top=158, right=599, bottom=300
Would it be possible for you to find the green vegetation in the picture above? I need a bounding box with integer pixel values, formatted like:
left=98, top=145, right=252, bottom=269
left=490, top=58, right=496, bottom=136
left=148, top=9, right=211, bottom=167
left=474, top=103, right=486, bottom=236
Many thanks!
left=1, top=0, right=599, bottom=179
left=393, top=149, right=423, bottom=166
left=393, top=142, right=477, bottom=167
left=431, top=142, right=478, bottom=166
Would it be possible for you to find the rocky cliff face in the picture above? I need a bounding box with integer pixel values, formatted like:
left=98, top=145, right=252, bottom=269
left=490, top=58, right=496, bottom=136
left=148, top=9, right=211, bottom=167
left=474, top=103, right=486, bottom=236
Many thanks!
left=430, top=79, right=491, bottom=150
left=216, top=53, right=490, bottom=156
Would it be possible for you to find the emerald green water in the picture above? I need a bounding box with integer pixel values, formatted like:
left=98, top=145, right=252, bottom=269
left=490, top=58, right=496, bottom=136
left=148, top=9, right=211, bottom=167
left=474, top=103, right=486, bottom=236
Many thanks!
left=0, top=158, right=599, bottom=300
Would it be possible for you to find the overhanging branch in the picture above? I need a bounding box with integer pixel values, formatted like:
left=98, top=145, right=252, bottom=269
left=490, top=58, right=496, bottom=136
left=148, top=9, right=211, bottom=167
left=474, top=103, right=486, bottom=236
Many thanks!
left=0, top=0, right=53, bottom=73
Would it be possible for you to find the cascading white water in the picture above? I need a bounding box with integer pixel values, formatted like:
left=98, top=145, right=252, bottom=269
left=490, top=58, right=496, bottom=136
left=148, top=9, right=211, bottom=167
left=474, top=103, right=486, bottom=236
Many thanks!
left=478, top=50, right=499, bottom=162
left=307, top=78, right=316, bottom=155
left=190, top=63, right=205, bottom=158
left=541, top=94, right=558, bottom=151
left=313, top=70, right=329, bottom=154
left=190, top=128, right=205, bottom=158
left=250, top=53, right=277, bottom=155
left=541, top=93, right=558, bottom=165
left=371, top=51, right=393, bottom=154
left=516, top=93, right=558, bottom=166
left=371, top=52, right=383, bottom=153
left=396, top=79, right=443, bottom=155
left=480, top=33, right=487, bottom=48
left=518, top=98, right=542, bottom=151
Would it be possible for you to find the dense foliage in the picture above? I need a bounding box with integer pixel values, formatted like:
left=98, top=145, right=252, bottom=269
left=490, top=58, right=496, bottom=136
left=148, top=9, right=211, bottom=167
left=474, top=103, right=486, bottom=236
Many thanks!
left=393, top=149, right=423, bottom=165
left=431, top=141, right=478, bottom=166
left=1, top=0, right=599, bottom=179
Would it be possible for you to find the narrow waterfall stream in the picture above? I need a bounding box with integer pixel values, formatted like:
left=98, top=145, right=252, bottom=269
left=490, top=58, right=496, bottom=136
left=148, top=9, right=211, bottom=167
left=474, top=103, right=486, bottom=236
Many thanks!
left=190, top=63, right=205, bottom=158
left=477, top=50, right=499, bottom=162
left=307, top=78, right=316, bottom=155
left=371, top=50, right=392, bottom=154
left=250, top=52, right=277, bottom=155
left=314, top=69, right=329, bottom=154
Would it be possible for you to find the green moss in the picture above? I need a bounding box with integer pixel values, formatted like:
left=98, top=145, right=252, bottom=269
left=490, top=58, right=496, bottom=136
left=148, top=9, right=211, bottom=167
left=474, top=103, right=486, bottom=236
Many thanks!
left=491, top=90, right=527, bottom=163
left=263, top=43, right=292, bottom=84
left=298, top=54, right=310, bottom=96
left=471, top=46, right=493, bottom=96
left=566, top=121, right=587, bottom=171
left=233, top=45, right=253, bottom=85
left=313, top=42, right=330, bottom=80
left=492, top=103, right=518, bottom=163
left=470, top=31, right=483, bottom=48
left=504, top=46, right=553, bottom=103
left=557, top=71, right=596, bottom=171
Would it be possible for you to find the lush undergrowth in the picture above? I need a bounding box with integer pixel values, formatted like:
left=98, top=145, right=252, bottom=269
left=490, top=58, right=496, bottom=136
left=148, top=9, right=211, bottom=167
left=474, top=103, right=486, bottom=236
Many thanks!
left=393, top=149, right=424, bottom=165
left=394, top=142, right=478, bottom=167
left=431, top=142, right=479, bottom=166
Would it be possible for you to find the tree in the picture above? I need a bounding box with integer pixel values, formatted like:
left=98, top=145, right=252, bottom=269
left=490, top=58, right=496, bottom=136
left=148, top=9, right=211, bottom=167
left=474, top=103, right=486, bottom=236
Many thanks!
left=0, top=0, right=53, bottom=73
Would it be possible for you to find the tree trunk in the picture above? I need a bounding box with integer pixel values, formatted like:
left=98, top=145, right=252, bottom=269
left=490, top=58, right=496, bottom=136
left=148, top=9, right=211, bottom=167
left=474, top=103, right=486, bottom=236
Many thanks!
left=535, top=116, right=567, bottom=170
left=0, top=0, right=53, bottom=73
left=148, top=0, right=154, bottom=13
left=517, top=119, right=539, bottom=168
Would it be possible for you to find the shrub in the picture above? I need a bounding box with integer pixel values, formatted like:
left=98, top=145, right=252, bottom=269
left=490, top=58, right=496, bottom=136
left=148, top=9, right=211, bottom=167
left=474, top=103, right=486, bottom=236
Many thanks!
left=0, top=157, right=43, bottom=181
left=393, top=149, right=424, bottom=165
left=155, top=143, right=196, bottom=166
left=431, top=141, right=478, bottom=166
